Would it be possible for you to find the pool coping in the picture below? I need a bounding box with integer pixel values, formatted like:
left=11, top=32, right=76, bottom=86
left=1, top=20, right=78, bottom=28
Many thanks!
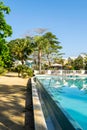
left=31, top=77, right=48, bottom=130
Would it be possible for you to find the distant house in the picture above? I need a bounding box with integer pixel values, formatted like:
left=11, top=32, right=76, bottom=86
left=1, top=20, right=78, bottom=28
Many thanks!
left=50, top=63, right=62, bottom=69
left=13, top=60, right=34, bottom=68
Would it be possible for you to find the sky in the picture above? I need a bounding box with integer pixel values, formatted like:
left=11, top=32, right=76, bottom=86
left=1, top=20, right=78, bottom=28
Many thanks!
left=3, top=0, right=87, bottom=58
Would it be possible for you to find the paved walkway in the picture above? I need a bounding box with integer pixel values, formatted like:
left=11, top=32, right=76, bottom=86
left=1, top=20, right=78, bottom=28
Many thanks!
left=0, top=72, right=29, bottom=130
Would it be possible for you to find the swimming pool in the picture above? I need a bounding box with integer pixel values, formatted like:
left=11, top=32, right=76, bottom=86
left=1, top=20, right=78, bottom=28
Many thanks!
left=36, top=75, right=87, bottom=130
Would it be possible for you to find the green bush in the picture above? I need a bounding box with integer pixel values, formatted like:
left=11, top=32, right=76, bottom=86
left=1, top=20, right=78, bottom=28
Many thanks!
left=0, top=57, right=4, bottom=67
left=16, top=64, right=33, bottom=78
left=0, top=67, right=4, bottom=74
left=0, top=66, right=7, bottom=75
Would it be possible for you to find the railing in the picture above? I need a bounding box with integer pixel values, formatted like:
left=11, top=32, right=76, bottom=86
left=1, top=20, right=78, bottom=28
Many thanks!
left=44, top=70, right=86, bottom=76
left=34, top=69, right=87, bottom=76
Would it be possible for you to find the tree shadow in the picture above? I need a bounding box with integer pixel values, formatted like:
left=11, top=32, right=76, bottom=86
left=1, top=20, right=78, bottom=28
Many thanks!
left=0, top=82, right=27, bottom=130
left=4, top=73, right=18, bottom=78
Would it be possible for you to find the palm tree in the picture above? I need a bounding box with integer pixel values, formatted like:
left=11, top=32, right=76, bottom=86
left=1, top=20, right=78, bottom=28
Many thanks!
left=8, top=37, right=33, bottom=64
left=34, top=36, right=45, bottom=73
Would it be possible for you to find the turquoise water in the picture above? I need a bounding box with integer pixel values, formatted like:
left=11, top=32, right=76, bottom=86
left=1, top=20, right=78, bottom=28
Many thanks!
left=37, top=76, right=87, bottom=130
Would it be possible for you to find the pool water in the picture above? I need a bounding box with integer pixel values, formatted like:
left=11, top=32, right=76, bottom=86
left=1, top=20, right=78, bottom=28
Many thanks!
left=37, top=76, right=87, bottom=130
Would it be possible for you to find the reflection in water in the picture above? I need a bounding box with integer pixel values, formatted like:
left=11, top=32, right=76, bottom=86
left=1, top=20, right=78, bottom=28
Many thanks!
left=38, top=75, right=87, bottom=130
left=41, top=76, right=87, bottom=92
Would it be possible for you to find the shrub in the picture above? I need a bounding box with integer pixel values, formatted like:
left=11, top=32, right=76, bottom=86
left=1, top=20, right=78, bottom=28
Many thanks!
left=0, top=66, right=7, bottom=75
left=16, top=65, right=33, bottom=78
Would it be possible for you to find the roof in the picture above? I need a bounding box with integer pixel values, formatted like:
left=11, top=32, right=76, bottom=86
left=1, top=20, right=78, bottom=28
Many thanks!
left=51, top=63, right=62, bottom=67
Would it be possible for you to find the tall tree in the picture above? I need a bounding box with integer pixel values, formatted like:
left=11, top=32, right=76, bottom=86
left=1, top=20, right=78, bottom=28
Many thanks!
left=34, top=32, right=62, bottom=73
left=73, top=56, right=83, bottom=70
left=0, top=1, right=12, bottom=68
left=43, top=32, right=62, bottom=66
left=34, top=35, right=45, bottom=73
left=0, top=1, right=12, bottom=41
left=83, top=54, right=87, bottom=70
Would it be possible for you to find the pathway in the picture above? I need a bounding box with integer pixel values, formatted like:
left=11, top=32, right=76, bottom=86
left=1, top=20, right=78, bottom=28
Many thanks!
left=0, top=72, right=29, bottom=130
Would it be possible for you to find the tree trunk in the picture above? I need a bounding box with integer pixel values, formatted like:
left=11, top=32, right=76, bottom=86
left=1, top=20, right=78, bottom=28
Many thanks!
left=38, top=49, right=42, bottom=74
left=47, top=54, right=51, bottom=68
left=21, top=59, right=24, bottom=65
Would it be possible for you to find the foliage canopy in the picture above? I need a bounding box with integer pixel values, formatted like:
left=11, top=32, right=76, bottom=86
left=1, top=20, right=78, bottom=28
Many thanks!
left=0, top=1, right=12, bottom=41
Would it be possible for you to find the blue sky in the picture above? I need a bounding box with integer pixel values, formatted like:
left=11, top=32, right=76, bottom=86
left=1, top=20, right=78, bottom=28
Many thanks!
left=3, top=0, right=87, bottom=58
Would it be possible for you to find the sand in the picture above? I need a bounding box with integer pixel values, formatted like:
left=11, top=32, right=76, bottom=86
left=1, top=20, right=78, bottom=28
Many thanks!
left=0, top=72, right=29, bottom=130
